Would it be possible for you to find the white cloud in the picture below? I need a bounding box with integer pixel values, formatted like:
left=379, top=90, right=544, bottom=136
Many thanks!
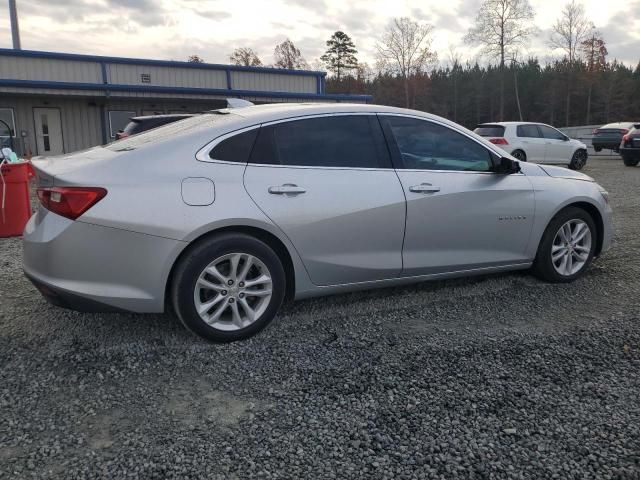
left=0, top=0, right=636, bottom=67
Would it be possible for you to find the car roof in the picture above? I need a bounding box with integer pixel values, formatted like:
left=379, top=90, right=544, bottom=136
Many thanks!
left=600, top=122, right=635, bottom=129
left=476, top=121, right=541, bottom=126
left=227, top=102, right=438, bottom=123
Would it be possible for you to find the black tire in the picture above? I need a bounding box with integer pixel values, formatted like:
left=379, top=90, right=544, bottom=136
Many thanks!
left=511, top=149, right=527, bottom=161
left=532, top=207, right=597, bottom=283
left=569, top=149, right=588, bottom=170
left=171, top=233, right=286, bottom=342
left=594, top=146, right=602, bottom=152
left=622, top=156, right=640, bottom=167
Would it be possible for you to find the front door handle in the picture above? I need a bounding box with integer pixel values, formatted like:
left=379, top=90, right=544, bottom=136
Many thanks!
left=409, top=183, right=440, bottom=194
left=268, top=184, right=306, bottom=195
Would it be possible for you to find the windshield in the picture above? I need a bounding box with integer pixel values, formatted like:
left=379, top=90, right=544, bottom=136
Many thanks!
left=104, top=112, right=235, bottom=151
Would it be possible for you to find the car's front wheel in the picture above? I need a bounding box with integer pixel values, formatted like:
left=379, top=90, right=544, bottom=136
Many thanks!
left=569, top=150, right=587, bottom=170
left=532, top=207, right=597, bottom=283
left=171, top=233, right=286, bottom=342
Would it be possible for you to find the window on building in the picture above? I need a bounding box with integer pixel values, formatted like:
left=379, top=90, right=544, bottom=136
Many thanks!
left=0, top=108, right=16, bottom=149
left=108, top=111, right=136, bottom=138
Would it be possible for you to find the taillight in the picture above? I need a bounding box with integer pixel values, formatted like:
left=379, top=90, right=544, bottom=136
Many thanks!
left=489, top=137, right=509, bottom=145
left=592, top=129, right=599, bottom=135
left=621, top=129, right=629, bottom=135
left=37, top=187, right=107, bottom=220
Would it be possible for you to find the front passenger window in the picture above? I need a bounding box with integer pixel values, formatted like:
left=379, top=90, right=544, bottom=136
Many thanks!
left=382, top=116, right=492, bottom=172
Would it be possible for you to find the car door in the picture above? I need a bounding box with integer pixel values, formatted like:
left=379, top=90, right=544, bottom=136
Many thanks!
left=243, top=114, right=406, bottom=286
left=538, top=124, right=572, bottom=164
left=515, top=124, right=546, bottom=163
left=379, top=114, right=535, bottom=276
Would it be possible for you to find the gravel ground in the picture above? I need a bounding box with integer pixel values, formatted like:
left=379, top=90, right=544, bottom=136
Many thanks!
left=1, top=156, right=639, bottom=479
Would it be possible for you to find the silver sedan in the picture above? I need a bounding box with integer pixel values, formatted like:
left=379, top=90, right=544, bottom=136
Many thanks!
left=23, top=103, right=613, bottom=342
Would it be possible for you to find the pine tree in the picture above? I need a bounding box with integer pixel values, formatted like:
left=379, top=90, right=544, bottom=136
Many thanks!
left=320, top=31, right=358, bottom=81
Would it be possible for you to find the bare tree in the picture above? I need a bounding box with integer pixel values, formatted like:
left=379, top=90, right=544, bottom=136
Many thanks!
left=550, top=0, right=592, bottom=63
left=550, top=0, right=593, bottom=126
left=274, top=39, right=307, bottom=70
left=376, top=17, right=437, bottom=108
left=187, top=55, right=204, bottom=63
left=229, top=48, right=262, bottom=67
left=465, top=0, right=535, bottom=121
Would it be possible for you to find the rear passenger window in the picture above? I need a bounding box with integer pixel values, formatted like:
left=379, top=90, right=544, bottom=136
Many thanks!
left=517, top=125, right=541, bottom=138
left=249, top=115, right=391, bottom=168
left=209, top=129, right=258, bottom=163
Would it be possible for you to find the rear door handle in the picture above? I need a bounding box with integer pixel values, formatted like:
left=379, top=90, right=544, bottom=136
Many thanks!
left=409, top=183, right=440, bottom=194
left=268, top=184, right=306, bottom=195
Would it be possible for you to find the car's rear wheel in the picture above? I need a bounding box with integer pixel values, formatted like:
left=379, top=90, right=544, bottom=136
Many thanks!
left=532, top=207, right=597, bottom=283
left=569, top=150, right=587, bottom=170
left=622, top=156, right=639, bottom=167
left=171, top=233, right=285, bottom=342
left=511, top=149, right=527, bottom=161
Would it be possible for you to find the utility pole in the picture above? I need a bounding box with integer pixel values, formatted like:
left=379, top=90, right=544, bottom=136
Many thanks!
left=9, top=0, right=22, bottom=50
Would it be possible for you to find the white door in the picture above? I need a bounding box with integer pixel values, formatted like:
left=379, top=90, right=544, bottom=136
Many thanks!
left=539, top=125, right=572, bottom=164
left=33, top=108, right=64, bottom=156
left=516, top=124, right=547, bottom=163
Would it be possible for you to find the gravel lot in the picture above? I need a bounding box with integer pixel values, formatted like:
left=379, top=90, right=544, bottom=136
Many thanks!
left=1, top=156, right=639, bottom=479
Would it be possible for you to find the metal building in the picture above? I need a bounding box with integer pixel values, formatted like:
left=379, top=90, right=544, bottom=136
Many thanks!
left=0, top=49, right=371, bottom=156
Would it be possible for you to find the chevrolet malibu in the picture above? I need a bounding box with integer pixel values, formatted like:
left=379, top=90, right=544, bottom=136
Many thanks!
left=23, top=103, right=613, bottom=342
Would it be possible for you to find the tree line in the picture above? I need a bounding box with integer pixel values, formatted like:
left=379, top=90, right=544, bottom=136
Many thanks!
left=191, top=0, right=640, bottom=128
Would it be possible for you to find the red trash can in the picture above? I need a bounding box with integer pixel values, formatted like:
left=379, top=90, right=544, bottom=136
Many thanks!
left=0, top=162, right=33, bottom=238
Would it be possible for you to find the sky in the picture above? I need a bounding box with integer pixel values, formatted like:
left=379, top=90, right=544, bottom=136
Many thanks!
left=0, top=0, right=638, bottom=70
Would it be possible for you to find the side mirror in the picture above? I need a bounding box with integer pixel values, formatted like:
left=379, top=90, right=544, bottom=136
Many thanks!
left=563, top=135, right=570, bottom=141
left=492, top=156, right=521, bottom=175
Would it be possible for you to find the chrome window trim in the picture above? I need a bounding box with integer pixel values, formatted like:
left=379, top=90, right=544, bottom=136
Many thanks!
left=195, top=125, right=261, bottom=164
left=197, top=112, right=394, bottom=169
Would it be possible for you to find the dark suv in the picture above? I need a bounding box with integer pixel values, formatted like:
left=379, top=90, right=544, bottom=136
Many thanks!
left=620, top=124, right=640, bottom=166
left=115, top=114, right=194, bottom=140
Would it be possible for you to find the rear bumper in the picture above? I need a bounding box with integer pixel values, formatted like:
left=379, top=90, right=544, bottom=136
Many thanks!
left=25, top=272, right=127, bottom=312
left=23, top=209, right=185, bottom=313
left=592, top=139, right=621, bottom=149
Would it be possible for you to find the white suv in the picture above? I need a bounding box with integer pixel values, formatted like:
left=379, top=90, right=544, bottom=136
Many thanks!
left=474, top=122, right=588, bottom=170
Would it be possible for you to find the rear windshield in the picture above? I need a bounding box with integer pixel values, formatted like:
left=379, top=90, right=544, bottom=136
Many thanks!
left=105, top=113, right=233, bottom=151
left=474, top=125, right=505, bottom=137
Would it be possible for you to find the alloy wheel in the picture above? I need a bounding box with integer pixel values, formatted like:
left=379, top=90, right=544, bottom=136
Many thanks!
left=551, top=219, right=592, bottom=276
left=193, top=253, right=273, bottom=331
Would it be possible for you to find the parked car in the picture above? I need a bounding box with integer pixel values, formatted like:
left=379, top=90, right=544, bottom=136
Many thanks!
left=619, top=123, right=640, bottom=166
left=115, top=114, right=194, bottom=140
left=24, top=104, right=612, bottom=342
left=592, top=122, right=636, bottom=152
left=473, top=122, right=588, bottom=170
